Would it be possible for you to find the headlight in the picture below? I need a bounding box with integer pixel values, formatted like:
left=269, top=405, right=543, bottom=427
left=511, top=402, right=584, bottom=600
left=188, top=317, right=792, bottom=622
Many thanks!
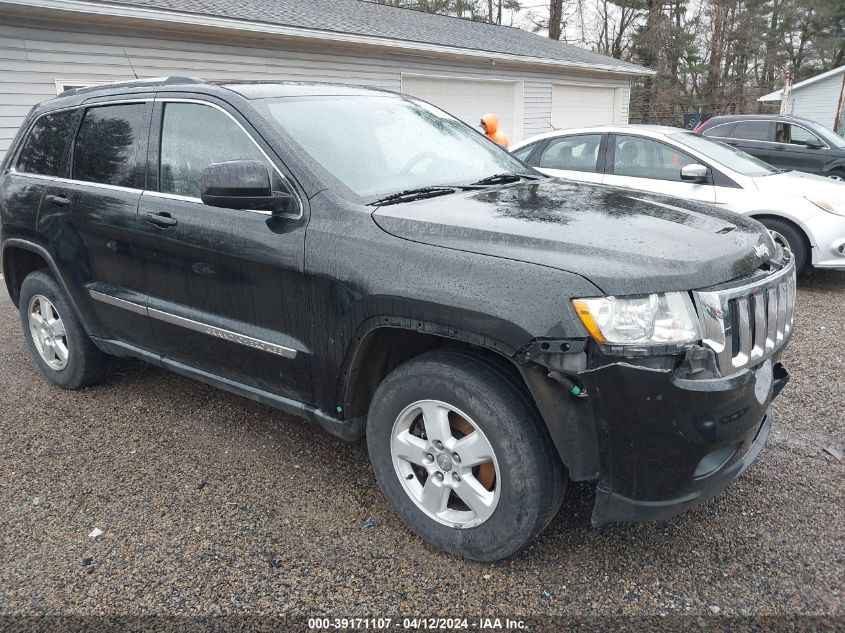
left=572, top=292, right=701, bottom=345
left=807, top=198, right=845, bottom=217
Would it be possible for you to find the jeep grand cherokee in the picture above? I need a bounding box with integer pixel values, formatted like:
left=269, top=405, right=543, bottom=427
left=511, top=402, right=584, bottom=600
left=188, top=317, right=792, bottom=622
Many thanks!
left=0, top=78, right=794, bottom=561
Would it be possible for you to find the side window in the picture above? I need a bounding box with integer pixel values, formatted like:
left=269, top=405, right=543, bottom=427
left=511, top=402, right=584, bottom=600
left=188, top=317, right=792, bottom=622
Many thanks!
left=702, top=122, right=735, bottom=139
left=612, top=136, right=697, bottom=181
left=15, top=109, right=78, bottom=176
left=776, top=123, right=821, bottom=146
left=73, top=104, right=149, bottom=188
left=159, top=103, right=269, bottom=198
left=731, top=121, right=773, bottom=142
left=539, top=135, right=602, bottom=172
left=511, top=142, right=537, bottom=162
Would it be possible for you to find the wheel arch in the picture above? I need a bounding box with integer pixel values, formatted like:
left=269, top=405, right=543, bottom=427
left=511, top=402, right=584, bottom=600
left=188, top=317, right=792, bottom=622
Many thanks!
left=340, top=322, right=599, bottom=480
left=1, top=238, right=100, bottom=336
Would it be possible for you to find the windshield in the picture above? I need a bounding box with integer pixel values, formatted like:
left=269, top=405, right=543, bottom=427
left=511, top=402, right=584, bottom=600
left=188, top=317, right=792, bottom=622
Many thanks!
left=257, top=95, right=532, bottom=200
left=669, top=132, right=779, bottom=177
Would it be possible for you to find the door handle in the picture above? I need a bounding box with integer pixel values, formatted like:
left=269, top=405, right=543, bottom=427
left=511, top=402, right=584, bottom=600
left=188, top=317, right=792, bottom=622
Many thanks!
left=773, top=145, right=786, bottom=150
left=44, top=194, right=71, bottom=207
left=144, top=212, right=178, bottom=228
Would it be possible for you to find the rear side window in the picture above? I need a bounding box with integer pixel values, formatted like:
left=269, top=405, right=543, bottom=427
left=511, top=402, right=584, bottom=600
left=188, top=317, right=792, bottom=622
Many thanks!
left=539, top=135, right=602, bottom=172
left=731, top=121, right=773, bottom=142
left=159, top=102, right=266, bottom=198
left=73, top=104, right=149, bottom=188
left=15, top=110, right=78, bottom=176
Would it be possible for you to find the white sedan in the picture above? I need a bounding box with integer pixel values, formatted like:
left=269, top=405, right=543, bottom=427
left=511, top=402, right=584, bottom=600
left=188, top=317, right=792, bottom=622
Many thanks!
left=510, top=125, right=845, bottom=273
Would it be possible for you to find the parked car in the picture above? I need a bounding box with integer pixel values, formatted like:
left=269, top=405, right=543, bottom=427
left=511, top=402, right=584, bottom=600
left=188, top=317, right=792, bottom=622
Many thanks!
left=695, top=114, right=845, bottom=180
left=1, top=78, right=794, bottom=561
left=510, top=125, right=845, bottom=273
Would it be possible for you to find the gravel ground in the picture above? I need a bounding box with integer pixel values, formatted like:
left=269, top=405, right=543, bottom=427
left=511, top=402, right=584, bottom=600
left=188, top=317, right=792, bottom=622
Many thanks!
left=0, top=272, right=843, bottom=629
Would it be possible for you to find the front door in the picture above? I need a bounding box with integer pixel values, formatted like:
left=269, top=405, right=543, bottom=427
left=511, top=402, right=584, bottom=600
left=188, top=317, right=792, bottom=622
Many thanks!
left=602, top=134, right=716, bottom=203
left=770, top=121, right=830, bottom=175
left=136, top=97, right=312, bottom=403
left=39, top=99, right=156, bottom=351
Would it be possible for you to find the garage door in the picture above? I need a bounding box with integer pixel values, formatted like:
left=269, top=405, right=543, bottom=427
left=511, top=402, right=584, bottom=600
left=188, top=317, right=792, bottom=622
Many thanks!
left=401, top=75, right=518, bottom=140
left=552, top=84, right=617, bottom=129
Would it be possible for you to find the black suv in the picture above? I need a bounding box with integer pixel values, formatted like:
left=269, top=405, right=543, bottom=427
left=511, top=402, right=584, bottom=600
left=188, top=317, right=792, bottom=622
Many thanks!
left=697, top=114, right=845, bottom=179
left=1, top=78, right=795, bottom=561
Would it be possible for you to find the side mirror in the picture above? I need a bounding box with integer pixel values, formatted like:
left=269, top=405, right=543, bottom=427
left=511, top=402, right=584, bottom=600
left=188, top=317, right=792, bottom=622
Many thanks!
left=201, top=160, right=276, bottom=210
left=680, top=163, right=709, bottom=183
left=804, top=139, right=824, bottom=149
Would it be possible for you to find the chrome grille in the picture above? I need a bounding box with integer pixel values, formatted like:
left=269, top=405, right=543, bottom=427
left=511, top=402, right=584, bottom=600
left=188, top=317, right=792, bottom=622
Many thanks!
left=693, top=256, right=796, bottom=376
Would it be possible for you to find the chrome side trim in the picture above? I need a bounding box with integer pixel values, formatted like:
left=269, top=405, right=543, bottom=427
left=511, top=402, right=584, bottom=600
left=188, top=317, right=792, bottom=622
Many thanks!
left=88, top=290, right=297, bottom=359
left=88, top=290, right=147, bottom=316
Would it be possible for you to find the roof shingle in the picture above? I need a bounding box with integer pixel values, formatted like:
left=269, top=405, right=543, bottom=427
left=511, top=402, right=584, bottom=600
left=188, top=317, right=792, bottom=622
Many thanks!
left=88, top=0, right=649, bottom=74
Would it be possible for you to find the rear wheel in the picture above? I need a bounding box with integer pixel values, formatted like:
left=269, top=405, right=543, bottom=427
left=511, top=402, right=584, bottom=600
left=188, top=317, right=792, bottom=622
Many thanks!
left=366, top=349, right=566, bottom=561
left=18, top=270, right=109, bottom=389
left=757, top=217, right=808, bottom=273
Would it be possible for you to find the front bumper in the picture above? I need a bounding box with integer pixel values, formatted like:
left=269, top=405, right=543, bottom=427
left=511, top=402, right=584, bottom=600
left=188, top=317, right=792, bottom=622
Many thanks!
left=802, top=211, right=845, bottom=269
left=578, top=358, right=789, bottom=525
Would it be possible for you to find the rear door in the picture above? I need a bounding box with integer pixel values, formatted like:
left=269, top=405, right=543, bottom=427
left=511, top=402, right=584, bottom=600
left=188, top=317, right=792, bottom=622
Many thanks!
left=770, top=121, right=829, bottom=175
left=3, top=109, right=78, bottom=239
left=135, top=96, right=312, bottom=402
left=602, top=134, right=716, bottom=202
left=528, top=133, right=605, bottom=184
left=39, top=98, right=156, bottom=351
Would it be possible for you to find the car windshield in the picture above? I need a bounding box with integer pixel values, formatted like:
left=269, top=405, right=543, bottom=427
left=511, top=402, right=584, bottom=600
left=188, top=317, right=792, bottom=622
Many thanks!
left=669, top=132, right=779, bottom=177
left=257, top=95, right=532, bottom=200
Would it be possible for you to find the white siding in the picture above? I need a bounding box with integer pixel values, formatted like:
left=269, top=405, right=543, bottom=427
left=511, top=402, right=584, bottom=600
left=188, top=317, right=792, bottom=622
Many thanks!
left=787, top=73, right=845, bottom=130
left=0, top=17, right=633, bottom=160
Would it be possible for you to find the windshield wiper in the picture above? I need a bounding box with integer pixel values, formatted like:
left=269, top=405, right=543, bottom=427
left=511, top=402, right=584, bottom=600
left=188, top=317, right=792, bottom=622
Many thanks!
left=371, top=186, right=457, bottom=206
left=470, top=173, right=540, bottom=186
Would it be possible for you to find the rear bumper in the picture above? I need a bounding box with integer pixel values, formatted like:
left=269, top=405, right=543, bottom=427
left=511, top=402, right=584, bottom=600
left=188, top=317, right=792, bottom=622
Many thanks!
left=578, top=358, right=788, bottom=526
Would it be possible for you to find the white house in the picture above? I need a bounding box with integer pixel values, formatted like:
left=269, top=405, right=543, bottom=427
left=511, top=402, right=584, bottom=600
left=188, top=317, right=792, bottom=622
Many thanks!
left=0, top=0, right=652, bottom=163
left=758, top=66, right=845, bottom=135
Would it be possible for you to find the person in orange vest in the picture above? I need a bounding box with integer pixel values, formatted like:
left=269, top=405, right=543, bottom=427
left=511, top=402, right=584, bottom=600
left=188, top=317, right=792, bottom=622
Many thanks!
left=480, top=113, right=509, bottom=147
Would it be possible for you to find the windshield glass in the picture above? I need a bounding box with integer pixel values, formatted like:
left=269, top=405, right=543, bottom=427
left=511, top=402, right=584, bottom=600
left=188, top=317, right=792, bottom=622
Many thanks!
left=669, top=132, right=779, bottom=176
left=257, top=95, right=531, bottom=200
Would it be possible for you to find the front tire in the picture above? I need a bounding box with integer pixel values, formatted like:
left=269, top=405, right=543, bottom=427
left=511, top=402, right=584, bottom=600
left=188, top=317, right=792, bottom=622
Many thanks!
left=758, top=217, right=808, bottom=273
left=18, top=270, right=108, bottom=389
left=367, top=349, right=566, bottom=561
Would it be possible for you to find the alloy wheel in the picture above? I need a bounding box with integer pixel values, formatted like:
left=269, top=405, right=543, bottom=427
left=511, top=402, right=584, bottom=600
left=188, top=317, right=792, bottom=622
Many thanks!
left=28, top=295, right=69, bottom=371
left=390, top=400, right=500, bottom=528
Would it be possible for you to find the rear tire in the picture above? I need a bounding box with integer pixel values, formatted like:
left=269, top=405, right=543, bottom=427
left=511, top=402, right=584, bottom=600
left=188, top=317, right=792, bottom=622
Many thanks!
left=18, top=270, right=109, bottom=389
left=757, top=217, right=808, bottom=273
left=366, top=349, right=566, bottom=561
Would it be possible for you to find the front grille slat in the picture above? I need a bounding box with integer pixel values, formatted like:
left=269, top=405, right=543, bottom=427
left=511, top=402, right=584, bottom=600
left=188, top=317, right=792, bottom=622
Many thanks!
left=693, top=254, right=796, bottom=377
left=751, top=289, right=766, bottom=361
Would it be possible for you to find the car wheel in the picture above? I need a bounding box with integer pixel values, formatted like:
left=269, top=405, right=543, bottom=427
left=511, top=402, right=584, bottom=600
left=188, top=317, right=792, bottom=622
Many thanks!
left=366, top=349, right=566, bottom=561
left=758, top=218, right=808, bottom=273
left=19, top=270, right=109, bottom=389
left=825, top=168, right=845, bottom=181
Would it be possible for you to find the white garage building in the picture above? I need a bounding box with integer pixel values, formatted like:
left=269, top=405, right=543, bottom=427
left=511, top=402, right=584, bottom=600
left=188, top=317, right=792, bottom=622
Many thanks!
left=0, top=0, right=651, bottom=163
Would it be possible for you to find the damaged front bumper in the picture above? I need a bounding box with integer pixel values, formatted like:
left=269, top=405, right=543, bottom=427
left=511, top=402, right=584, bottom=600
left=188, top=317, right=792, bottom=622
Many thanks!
left=580, top=356, right=789, bottom=525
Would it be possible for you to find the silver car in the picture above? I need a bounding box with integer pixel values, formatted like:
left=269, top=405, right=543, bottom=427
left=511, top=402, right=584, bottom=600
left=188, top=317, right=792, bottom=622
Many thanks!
left=510, top=125, right=845, bottom=273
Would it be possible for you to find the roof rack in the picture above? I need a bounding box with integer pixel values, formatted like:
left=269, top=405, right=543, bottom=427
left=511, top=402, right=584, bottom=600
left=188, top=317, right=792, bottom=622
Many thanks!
left=59, top=76, right=205, bottom=97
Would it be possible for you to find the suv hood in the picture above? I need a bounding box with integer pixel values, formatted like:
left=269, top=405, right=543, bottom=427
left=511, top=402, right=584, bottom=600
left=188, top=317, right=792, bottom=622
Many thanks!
left=372, top=179, right=775, bottom=295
